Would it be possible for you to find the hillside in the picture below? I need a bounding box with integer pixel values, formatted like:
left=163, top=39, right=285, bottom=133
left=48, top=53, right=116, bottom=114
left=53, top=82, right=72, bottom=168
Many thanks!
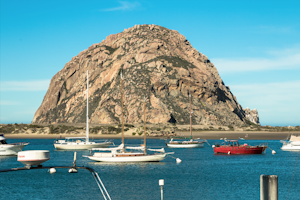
left=32, top=24, right=259, bottom=126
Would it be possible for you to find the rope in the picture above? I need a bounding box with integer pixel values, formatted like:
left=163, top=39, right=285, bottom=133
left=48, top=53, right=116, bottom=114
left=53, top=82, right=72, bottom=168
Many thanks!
left=286, top=151, right=300, bottom=200
left=204, top=139, right=211, bottom=146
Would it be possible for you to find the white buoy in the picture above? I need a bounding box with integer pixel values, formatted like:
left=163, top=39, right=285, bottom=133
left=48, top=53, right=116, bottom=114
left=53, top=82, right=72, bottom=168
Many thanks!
left=68, top=168, right=78, bottom=173
left=212, top=145, right=215, bottom=148
left=272, top=150, right=276, bottom=154
left=49, top=168, right=56, bottom=174
left=228, top=151, right=231, bottom=154
left=176, top=158, right=182, bottom=163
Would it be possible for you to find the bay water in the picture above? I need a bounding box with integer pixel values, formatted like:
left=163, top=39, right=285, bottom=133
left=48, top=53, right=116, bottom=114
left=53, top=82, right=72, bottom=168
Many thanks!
left=0, top=138, right=299, bottom=199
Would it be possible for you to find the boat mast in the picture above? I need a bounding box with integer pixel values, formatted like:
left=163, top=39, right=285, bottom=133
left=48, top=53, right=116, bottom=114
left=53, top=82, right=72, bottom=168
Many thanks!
left=189, top=87, right=192, bottom=138
left=86, top=70, right=89, bottom=143
left=144, top=96, right=146, bottom=154
left=121, top=71, right=124, bottom=148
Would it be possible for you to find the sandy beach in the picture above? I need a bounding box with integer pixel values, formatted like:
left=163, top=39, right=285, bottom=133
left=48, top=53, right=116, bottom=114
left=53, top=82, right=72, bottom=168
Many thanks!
left=4, top=131, right=299, bottom=140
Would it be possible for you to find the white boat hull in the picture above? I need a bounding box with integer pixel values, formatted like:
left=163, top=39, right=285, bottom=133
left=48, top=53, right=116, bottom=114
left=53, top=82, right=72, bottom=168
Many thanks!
left=0, top=143, right=29, bottom=156
left=166, top=142, right=204, bottom=148
left=54, top=141, right=112, bottom=150
left=86, top=153, right=166, bottom=162
left=281, top=143, right=300, bottom=151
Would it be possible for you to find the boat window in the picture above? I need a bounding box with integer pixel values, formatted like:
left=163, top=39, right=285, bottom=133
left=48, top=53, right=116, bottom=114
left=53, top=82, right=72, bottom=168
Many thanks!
left=0, top=140, right=7, bottom=144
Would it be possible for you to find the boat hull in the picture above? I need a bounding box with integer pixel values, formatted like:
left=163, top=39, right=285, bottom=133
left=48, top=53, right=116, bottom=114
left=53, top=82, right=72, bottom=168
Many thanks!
left=281, top=143, right=300, bottom=151
left=86, top=153, right=167, bottom=162
left=213, top=146, right=266, bottom=154
left=54, top=141, right=112, bottom=150
left=0, top=143, right=29, bottom=156
left=166, top=142, right=204, bottom=148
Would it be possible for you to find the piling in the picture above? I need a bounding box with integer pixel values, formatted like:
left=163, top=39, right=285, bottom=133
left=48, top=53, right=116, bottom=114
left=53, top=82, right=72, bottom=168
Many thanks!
left=159, top=179, right=164, bottom=200
left=260, top=174, right=278, bottom=200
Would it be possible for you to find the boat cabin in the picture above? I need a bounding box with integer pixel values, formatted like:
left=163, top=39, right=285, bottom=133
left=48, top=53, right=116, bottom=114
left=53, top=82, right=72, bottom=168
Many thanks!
left=224, top=140, right=246, bottom=147
left=0, top=135, right=7, bottom=144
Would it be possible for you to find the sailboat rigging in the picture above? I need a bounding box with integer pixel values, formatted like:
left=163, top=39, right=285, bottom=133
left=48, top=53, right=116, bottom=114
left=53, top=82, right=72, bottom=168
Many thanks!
left=166, top=88, right=205, bottom=148
left=54, top=70, right=112, bottom=150
left=84, top=72, right=172, bottom=162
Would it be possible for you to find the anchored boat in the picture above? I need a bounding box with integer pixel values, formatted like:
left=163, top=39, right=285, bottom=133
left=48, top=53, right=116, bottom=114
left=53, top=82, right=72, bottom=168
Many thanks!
left=54, top=70, right=112, bottom=150
left=166, top=88, right=205, bottom=148
left=0, top=134, right=29, bottom=156
left=84, top=73, right=171, bottom=162
left=213, top=140, right=267, bottom=154
left=281, top=134, right=300, bottom=151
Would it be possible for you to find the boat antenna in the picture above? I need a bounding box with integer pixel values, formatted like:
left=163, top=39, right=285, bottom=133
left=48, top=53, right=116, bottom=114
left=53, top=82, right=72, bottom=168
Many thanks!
left=189, top=87, right=192, bottom=139
left=144, top=96, right=146, bottom=154
left=86, top=70, right=89, bottom=143
left=121, top=71, right=124, bottom=150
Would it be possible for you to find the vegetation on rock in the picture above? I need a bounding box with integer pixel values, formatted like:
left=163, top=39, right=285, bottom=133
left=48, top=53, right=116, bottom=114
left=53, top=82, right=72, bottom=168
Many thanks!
left=32, top=24, right=261, bottom=126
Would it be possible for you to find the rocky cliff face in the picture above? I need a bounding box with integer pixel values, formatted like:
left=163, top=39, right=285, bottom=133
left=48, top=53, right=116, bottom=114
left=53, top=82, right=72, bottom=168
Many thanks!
left=32, top=24, right=259, bottom=125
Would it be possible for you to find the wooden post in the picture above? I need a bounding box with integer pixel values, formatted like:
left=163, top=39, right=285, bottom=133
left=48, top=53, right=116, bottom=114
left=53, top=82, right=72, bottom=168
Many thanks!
left=260, top=174, right=278, bottom=200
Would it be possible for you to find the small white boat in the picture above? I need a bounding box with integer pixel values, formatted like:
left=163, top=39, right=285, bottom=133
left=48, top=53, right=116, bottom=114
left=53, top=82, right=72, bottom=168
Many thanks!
left=281, top=135, right=300, bottom=151
left=84, top=73, right=170, bottom=162
left=166, top=88, right=206, bottom=148
left=0, top=134, right=29, bottom=156
left=17, top=150, right=50, bottom=166
left=54, top=137, right=111, bottom=150
left=166, top=138, right=205, bottom=148
left=54, top=70, right=112, bottom=150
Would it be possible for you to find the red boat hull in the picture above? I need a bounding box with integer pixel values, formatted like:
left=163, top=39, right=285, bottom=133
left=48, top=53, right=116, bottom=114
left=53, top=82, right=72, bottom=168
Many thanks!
left=213, top=146, right=266, bottom=154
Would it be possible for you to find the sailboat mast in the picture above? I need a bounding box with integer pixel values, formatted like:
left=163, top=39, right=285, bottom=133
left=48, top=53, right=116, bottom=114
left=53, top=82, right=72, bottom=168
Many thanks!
left=121, top=72, right=124, bottom=146
left=189, top=88, right=192, bottom=138
left=144, top=96, right=146, bottom=154
left=86, top=70, right=89, bottom=143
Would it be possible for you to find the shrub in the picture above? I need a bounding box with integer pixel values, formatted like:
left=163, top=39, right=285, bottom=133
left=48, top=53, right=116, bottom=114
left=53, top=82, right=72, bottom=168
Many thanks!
left=132, top=132, right=136, bottom=135
left=124, top=124, right=134, bottom=128
left=0, top=125, right=15, bottom=133
left=90, top=126, right=102, bottom=133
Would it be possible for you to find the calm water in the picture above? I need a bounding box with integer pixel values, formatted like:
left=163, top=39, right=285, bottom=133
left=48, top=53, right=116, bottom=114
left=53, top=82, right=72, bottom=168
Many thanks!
left=0, top=138, right=299, bottom=200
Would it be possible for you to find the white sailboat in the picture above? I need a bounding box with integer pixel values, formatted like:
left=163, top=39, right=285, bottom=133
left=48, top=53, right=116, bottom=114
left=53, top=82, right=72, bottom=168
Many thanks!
left=166, top=89, right=205, bottom=148
left=84, top=73, right=170, bottom=162
left=0, top=134, right=29, bottom=156
left=281, top=134, right=300, bottom=151
left=54, top=70, right=112, bottom=150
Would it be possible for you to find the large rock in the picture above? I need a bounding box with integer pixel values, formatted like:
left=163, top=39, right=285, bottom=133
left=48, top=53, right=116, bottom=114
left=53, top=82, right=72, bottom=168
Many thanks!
left=243, top=107, right=260, bottom=125
left=32, top=24, right=259, bottom=126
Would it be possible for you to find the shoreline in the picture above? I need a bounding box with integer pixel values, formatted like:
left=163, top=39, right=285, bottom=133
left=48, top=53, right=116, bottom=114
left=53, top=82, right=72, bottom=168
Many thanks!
left=4, top=131, right=299, bottom=140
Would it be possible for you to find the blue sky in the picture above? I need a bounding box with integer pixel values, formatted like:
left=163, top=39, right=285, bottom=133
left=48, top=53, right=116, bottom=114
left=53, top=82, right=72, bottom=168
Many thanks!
left=0, top=0, right=299, bottom=126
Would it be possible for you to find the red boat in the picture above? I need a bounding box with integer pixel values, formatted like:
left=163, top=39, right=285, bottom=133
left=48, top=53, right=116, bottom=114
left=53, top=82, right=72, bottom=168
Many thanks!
left=213, top=140, right=267, bottom=154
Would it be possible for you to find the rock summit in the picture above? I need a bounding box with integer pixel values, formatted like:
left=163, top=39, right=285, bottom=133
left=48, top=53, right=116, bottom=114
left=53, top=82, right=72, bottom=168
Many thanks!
left=33, top=24, right=259, bottom=126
